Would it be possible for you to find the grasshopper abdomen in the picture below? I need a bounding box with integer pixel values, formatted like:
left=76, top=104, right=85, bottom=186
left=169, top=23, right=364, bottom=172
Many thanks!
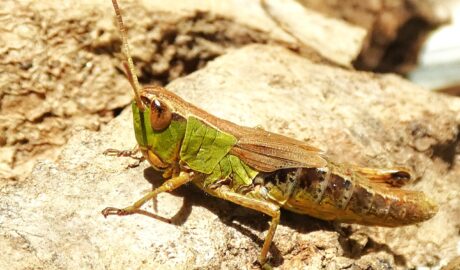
left=248, top=163, right=438, bottom=227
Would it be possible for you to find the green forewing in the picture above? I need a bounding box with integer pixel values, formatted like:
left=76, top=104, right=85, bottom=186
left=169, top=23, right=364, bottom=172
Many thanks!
left=180, top=116, right=237, bottom=174
left=132, top=102, right=186, bottom=164
left=204, top=154, right=259, bottom=187
left=228, top=155, right=259, bottom=185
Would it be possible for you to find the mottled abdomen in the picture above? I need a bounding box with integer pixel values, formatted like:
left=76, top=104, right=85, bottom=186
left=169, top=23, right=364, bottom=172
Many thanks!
left=257, top=164, right=438, bottom=227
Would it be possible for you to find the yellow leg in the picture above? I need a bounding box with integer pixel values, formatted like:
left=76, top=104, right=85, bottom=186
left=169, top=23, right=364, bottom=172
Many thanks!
left=208, top=188, right=280, bottom=266
left=101, top=172, right=192, bottom=217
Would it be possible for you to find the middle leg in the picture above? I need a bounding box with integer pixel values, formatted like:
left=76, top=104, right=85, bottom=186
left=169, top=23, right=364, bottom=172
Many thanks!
left=207, top=188, right=280, bottom=265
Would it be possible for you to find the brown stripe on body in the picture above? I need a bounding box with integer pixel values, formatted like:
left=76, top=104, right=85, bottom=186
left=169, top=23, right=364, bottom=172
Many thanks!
left=368, top=192, right=391, bottom=217
left=297, top=166, right=356, bottom=209
left=321, top=172, right=354, bottom=209
left=296, top=167, right=330, bottom=203
left=346, top=184, right=375, bottom=214
left=269, top=160, right=438, bottom=226
left=293, top=165, right=406, bottom=219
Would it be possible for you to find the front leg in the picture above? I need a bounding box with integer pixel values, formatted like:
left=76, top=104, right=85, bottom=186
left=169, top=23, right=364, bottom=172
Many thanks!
left=102, top=172, right=192, bottom=217
left=103, top=145, right=145, bottom=168
left=103, top=145, right=140, bottom=157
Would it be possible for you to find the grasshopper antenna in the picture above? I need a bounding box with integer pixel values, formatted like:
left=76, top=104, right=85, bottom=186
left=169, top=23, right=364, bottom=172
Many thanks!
left=112, top=0, right=145, bottom=111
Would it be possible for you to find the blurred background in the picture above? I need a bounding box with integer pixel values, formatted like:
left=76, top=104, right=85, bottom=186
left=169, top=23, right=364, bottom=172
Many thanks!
left=409, top=1, right=460, bottom=94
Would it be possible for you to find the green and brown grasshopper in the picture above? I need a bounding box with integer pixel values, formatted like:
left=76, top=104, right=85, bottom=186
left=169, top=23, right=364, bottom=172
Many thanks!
left=102, top=0, right=438, bottom=265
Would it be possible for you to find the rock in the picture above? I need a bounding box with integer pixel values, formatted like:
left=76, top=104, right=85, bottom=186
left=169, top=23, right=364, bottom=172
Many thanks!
left=0, top=0, right=364, bottom=181
left=256, top=0, right=365, bottom=66
left=1, top=44, right=459, bottom=269
left=297, top=0, right=452, bottom=73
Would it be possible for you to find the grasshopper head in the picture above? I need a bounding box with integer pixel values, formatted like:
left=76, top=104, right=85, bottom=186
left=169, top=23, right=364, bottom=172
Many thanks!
left=131, top=86, right=188, bottom=171
left=112, top=0, right=187, bottom=171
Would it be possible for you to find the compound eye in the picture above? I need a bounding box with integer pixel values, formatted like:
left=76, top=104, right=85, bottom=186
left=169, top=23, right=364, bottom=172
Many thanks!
left=150, top=99, right=172, bottom=131
left=141, top=96, right=150, bottom=108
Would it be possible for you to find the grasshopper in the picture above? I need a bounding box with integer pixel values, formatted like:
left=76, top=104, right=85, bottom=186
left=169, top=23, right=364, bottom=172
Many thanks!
left=102, top=0, right=438, bottom=265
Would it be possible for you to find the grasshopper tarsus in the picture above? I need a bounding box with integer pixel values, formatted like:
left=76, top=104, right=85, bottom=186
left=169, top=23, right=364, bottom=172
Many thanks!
left=101, top=206, right=144, bottom=217
left=101, top=207, right=174, bottom=224
left=261, top=262, right=273, bottom=270
left=101, top=207, right=117, bottom=218
left=126, top=157, right=145, bottom=169
left=254, top=256, right=273, bottom=270
left=103, top=148, right=138, bottom=157
left=101, top=207, right=129, bottom=217
left=103, top=147, right=144, bottom=168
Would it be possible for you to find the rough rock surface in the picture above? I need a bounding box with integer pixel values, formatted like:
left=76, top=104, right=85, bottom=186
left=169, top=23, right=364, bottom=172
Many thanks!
left=1, top=45, right=459, bottom=269
left=0, top=0, right=364, bottom=181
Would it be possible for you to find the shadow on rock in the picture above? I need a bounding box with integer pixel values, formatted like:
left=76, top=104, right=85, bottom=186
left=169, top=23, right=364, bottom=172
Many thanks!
left=338, top=226, right=407, bottom=267
left=140, top=166, right=374, bottom=267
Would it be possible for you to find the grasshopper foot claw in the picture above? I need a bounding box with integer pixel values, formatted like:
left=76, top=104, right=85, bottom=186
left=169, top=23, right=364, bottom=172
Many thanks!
left=257, top=259, right=272, bottom=270
left=103, top=147, right=144, bottom=168
left=257, top=256, right=273, bottom=270
left=101, top=207, right=121, bottom=217
left=126, top=159, right=144, bottom=168
left=101, top=206, right=136, bottom=217
left=103, top=148, right=136, bottom=157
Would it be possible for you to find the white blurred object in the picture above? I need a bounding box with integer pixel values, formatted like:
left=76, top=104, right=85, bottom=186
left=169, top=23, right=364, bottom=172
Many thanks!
left=409, top=2, right=460, bottom=91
